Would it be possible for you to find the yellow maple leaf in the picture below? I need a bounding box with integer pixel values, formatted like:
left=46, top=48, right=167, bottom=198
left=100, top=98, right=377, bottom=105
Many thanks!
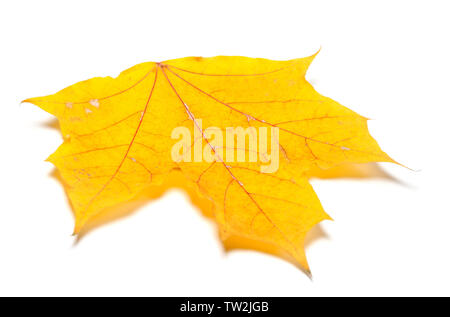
left=24, top=53, right=395, bottom=273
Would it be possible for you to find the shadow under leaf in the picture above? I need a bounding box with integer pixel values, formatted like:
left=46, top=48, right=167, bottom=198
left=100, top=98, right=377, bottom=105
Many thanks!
left=45, top=117, right=403, bottom=270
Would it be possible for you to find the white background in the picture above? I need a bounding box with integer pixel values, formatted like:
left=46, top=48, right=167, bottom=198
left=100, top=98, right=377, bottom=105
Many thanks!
left=1, top=0, right=449, bottom=296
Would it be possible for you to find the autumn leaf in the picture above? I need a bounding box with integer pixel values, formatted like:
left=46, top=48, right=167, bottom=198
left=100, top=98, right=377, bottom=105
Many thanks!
left=24, top=53, right=395, bottom=273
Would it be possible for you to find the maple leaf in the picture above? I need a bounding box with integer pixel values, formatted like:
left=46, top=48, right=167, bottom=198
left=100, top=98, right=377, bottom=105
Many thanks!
left=24, top=53, right=395, bottom=272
